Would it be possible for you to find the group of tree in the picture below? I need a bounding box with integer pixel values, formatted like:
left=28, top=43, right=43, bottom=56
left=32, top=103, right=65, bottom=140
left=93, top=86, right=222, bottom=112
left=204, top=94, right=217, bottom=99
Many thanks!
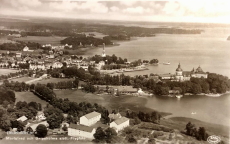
left=0, top=99, right=42, bottom=131
left=126, top=110, right=161, bottom=124
left=0, top=87, right=16, bottom=106
left=46, top=79, right=79, bottom=90
left=89, top=54, right=128, bottom=65
left=185, top=122, right=209, bottom=141
left=60, top=36, right=112, bottom=48
left=93, top=127, right=117, bottom=143
left=0, top=41, right=41, bottom=51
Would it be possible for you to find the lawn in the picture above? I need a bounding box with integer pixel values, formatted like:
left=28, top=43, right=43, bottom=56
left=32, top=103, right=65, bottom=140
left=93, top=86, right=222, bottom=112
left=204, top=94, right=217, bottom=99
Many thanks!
left=15, top=92, right=48, bottom=109
left=9, top=77, right=35, bottom=83
left=30, top=78, right=75, bottom=85
left=14, top=36, right=67, bottom=45
left=0, top=69, right=19, bottom=76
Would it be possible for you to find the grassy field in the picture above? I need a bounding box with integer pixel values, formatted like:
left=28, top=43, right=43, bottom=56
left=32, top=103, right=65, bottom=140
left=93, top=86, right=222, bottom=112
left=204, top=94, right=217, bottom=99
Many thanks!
left=9, top=77, right=35, bottom=83
left=14, top=36, right=67, bottom=45
left=15, top=92, right=48, bottom=109
left=30, top=78, right=75, bottom=85
left=0, top=69, right=19, bottom=76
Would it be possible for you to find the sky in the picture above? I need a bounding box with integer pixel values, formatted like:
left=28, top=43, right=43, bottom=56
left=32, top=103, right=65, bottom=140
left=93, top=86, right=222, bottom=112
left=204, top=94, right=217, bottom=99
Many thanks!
left=0, top=0, right=230, bottom=24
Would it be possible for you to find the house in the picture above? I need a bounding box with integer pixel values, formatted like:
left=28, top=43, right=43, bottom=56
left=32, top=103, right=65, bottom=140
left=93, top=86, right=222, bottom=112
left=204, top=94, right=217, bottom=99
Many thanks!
left=108, top=113, right=121, bottom=121
left=16, top=116, right=28, bottom=122
left=36, top=112, right=46, bottom=121
left=23, top=46, right=29, bottom=52
left=112, top=86, right=138, bottom=95
left=68, top=123, right=96, bottom=139
left=110, top=117, right=129, bottom=133
left=52, top=62, right=63, bottom=68
left=80, top=111, right=101, bottom=126
left=26, top=121, right=49, bottom=133
left=158, top=73, right=174, bottom=80
left=16, top=53, right=22, bottom=58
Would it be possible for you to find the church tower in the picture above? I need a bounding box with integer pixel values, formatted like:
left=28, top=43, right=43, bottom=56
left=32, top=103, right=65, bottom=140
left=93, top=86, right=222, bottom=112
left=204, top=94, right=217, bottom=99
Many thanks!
left=175, top=63, right=183, bottom=81
left=102, top=43, right=106, bottom=57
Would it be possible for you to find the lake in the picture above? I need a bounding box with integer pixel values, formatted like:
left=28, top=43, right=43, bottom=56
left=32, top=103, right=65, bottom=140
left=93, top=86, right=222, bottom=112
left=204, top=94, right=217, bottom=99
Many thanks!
left=85, top=27, right=230, bottom=126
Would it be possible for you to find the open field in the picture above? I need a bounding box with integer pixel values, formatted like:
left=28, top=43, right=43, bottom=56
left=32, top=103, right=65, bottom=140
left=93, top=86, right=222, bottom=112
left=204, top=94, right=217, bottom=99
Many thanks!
left=14, top=36, right=67, bottom=45
left=9, top=76, right=34, bottom=83
left=0, top=69, right=19, bottom=76
left=30, top=78, right=75, bottom=85
left=15, top=92, right=48, bottom=109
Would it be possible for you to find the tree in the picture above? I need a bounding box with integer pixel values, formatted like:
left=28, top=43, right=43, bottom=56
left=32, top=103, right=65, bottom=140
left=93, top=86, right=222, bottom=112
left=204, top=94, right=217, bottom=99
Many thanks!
left=93, top=127, right=106, bottom=143
left=35, top=124, right=48, bottom=138
left=127, top=135, right=137, bottom=143
left=105, top=128, right=117, bottom=143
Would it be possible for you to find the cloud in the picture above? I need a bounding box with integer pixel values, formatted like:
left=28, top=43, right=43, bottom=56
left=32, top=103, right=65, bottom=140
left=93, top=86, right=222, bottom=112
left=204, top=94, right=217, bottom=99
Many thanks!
left=119, top=1, right=137, bottom=6
left=110, top=6, right=120, bottom=12
left=123, top=6, right=153, bottom=14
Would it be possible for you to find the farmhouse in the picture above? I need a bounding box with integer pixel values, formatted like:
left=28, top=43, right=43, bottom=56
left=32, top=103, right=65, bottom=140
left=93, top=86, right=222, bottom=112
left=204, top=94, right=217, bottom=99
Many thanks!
left=68, top=123, right=96, bottom=139
left=110, top=117, right=129, bottom=133
left=80, top=111, right=101, bottom=126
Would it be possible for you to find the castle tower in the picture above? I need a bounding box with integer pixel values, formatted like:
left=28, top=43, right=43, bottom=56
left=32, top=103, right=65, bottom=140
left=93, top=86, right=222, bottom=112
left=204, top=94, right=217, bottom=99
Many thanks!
left=102, top=43, right=106, bottom=57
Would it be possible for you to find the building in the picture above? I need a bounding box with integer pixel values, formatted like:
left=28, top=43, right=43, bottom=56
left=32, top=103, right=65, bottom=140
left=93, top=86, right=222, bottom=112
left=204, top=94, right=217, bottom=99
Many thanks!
left=101, top=43, right=106, bottom=57
left=175, top=63, right=208, bottom=81
left=36, top=112, right=46, bottom=121
left=112, top=86, right=138, bottom=95
left=110, top=117, right=129, bottom=133
left=17, top=116, right=28, bottom=122
left=108, top=113, right=122, bottom=121
left=26, top=121, right=49, bottom=132
left=80, top=111, right=101, bottom=126
left=52, top=62, right=63, bottom=68
left=158, top=73, right=174, bottom=80
left=23, top=46, right=29, bottom=51
left=68, top=123, right=96, bottom=139
left=16, top=53, right=22, bottom=58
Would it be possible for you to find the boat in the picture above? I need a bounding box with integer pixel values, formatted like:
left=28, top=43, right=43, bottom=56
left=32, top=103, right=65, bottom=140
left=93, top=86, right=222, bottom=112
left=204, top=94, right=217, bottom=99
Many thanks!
left=116, top=69, right=124, bottom=73
left=191, top=112, right=197, bottom=115
left=176, top=95, right=183, bottom=99
left=163, top=62, right=170, bottom=65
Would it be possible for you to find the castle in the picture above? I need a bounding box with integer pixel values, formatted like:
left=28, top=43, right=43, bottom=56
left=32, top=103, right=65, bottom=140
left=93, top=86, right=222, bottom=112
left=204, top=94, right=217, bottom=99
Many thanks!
left=175, top=63, right=208, bottom=81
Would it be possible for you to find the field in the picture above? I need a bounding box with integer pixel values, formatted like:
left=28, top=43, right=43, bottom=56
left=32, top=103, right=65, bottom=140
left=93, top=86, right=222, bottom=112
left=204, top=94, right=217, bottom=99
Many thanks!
left=15, top=92, right=48, bottom=109
left=30, top=78, right=75, bottom=85
left=0, top=69, right=19, bottom=76
left=14, top=36, right=67, bottom=45
left=0, top=36, right=16, bottom=44
left=9, top=76, right=35, bottom=83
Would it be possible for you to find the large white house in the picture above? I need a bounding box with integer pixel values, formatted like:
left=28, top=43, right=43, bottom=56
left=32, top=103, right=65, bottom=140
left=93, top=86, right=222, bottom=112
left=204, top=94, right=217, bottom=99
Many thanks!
left=110, top=117, right=129, bottom=133
left=68, top=123, right=96, bottom=139
left=80, top=111, right=101, bottom=126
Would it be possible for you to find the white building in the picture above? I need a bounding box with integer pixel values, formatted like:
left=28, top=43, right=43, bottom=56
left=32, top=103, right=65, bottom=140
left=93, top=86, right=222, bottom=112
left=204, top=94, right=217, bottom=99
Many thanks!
left=36, top=112, right=46, bottom=121
left=29, top=64, right=45, bottom=70
left=17, top=116, right=28, bottom=122
left=52, top=62, right=63, bottom=68
left=80, top=111, right=101, bottom=126
left=68, top=123, right=96, bottom=139
left=110, top=117, right=129, bottom=133
left=23, top=46, right=29, bottom=51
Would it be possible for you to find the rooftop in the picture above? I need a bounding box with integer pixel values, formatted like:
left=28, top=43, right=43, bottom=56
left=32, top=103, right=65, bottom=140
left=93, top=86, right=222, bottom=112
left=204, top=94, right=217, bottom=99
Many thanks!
left=69, top=123, right=95, bottom=132
left=113, top=117, right=129, bottom=125
left=83, top=111, right=101, bottom=120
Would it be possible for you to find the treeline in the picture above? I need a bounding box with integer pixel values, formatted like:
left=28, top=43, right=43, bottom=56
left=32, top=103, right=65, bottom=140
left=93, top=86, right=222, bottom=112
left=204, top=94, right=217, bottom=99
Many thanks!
left=21, top=32, right=52, bottom=37
left=126, top=110, right=161, bottom=124
left=0, top=87, right=15, bottom=105
left=0, top=41, right=41, bottom=51
left=60, top=36, right=112, bottom=48
left=89, top=54, right=128, bottom=64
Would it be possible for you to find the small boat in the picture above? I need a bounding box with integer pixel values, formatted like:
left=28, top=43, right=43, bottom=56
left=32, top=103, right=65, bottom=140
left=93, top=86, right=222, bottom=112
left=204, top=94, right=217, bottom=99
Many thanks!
left=176, top=95, right=183, bottom=99
left=116, top=69, right=124, bottom=73
left=191, top=112, right=197, bottom=115
left=163, top=62, right=170, bottom=65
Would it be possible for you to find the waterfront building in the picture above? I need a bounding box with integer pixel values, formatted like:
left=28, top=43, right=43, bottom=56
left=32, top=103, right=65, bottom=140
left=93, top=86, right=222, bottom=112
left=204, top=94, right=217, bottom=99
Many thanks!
left=110, top=117, right=129, bottom=133
left=175, top=63, right=208, bottom=81
left=68, top=123, right=96, bottom=139
left=102, top=43, right=106, bottom=57
left=79, top=111, right=101, bottom=126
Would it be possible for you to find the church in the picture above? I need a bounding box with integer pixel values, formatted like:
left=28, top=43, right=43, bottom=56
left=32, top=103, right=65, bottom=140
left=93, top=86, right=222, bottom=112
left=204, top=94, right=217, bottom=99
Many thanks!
left=175, top=63, right=208, bottom=81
